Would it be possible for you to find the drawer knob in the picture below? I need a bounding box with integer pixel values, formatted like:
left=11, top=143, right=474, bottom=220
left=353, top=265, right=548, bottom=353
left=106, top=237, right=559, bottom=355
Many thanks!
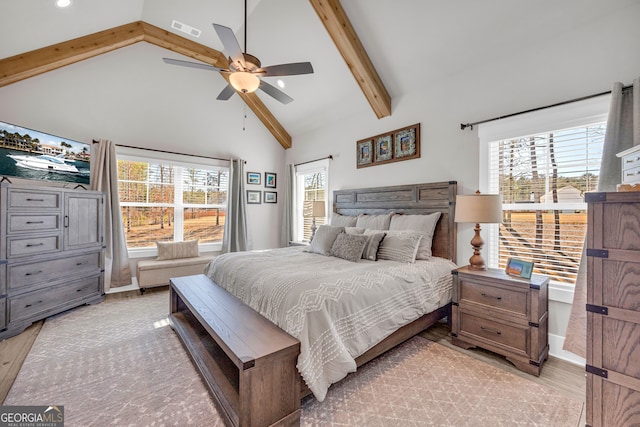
left=26, top=198, right=45, bottom=202
left=480, top=292, right=502, bottom=300
left=25, top=270, right=43, bottom=276
left=26, top=221, right=44, bottom=224
left=25, top=243, right=44, bottom=247
left=480, top=325, right=502, bottom=335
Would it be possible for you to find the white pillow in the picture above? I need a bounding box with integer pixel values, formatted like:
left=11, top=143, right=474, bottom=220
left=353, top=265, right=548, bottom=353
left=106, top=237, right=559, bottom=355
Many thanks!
left=389, top=212, right=441, bottom=259
left=331, top=213, right=358, bottom=227
left=377, top=230, right=423, bottom=263
left=307, top=225, right=345, bottom=256
left=355, top=213, right=393, bottom=230
left=361, top=230, right=386, bottom=261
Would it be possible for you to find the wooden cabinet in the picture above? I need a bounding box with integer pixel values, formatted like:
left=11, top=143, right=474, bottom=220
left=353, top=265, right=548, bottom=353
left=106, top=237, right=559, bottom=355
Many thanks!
left=451, top=266, right=549, bottom=376
left=0, top=183, right=105, bottom=340
left=586, top=191, right=640, bottom=427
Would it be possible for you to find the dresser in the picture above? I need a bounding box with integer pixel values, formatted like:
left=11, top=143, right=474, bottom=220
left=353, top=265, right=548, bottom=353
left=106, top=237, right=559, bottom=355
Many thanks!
left=451, top=266, right=549, bottom=376
left=0, top=183, right=105, bottom=340
left=585, top=191, right=640, bottom=427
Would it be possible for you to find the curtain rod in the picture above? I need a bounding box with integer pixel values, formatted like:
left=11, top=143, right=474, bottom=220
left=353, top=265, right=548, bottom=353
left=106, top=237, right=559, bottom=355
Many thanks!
left=460, top=84, right=633, bottom=131
left=294, top=154, right=333, bottom=167
left=92, top=140, right=233, bottom=163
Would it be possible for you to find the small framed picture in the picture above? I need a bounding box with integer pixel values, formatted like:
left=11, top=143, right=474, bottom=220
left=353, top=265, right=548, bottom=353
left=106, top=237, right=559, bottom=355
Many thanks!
left=374, top=134, right=393, bottom=163
left=356, top=139, right=374, bottom=168
left=394, top=123, right=420, bottom=160
left=264, top=191, right=277, bottom=203
left=505, top=257, right=534, bottom=280
left=247, top=171, right=261, bottom=185
left=247, top=190, right=261, bottom=204
left=265, top=172, right=277, bottom=188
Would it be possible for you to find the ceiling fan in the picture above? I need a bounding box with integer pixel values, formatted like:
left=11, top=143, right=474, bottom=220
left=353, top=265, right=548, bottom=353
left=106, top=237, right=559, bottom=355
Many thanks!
left=162, top=0, right=313, bottom=104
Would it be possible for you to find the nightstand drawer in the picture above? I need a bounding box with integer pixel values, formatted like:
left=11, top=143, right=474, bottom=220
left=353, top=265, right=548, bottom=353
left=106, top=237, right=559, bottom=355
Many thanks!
left=459, top=311, right=528, bottom=354
left=459, top=279, right=527, bottom=316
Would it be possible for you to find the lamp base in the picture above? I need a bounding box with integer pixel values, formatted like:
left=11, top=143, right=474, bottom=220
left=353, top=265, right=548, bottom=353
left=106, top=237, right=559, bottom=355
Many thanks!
left=468, top=223, right=488, bottom=270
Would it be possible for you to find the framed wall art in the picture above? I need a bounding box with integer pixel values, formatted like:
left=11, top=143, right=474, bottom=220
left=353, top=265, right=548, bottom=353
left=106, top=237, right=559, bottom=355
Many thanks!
left=264, top=191, right=277, bottom=203
left=356, top=139, right=373, bottom=167
left=265, top=172, right=277, bottom=188
left=247, top=171, right=261, bottom=185
left=356, top=123, right=421, bottom=168
left=247, top=190, right=261, bottom=204
left=505, top=257, right=534, bottom=280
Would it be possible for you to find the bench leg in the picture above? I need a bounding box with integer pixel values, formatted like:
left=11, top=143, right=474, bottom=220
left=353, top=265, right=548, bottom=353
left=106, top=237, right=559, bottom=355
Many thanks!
left=140, top=287, right=146, bottom=295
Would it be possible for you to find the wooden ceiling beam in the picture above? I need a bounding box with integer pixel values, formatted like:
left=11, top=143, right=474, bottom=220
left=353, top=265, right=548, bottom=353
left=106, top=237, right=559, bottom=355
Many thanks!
left=0, top=21, right=292, bottom=149
left=310, top=0, right=391, bottom=119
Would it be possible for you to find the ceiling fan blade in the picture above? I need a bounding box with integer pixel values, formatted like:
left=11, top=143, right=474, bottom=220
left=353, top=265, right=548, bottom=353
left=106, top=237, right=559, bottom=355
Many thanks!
left=163, top=57, right=227, bottom=72
left=216, top=84, right=236, bottom=101
left=259, top=80, right=294, bottom=104
left=258, top=62, right=314, bottom=77
left=213, top=23, right=246, bottom=69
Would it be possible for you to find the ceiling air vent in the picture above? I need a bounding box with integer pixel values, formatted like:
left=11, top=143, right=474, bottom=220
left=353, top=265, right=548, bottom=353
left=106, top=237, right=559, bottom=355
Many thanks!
left=171, top=20, right=201, bottom=38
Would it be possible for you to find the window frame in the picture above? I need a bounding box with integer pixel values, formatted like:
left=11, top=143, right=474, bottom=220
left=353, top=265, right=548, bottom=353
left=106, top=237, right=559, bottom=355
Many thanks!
left=478, top=95, right=610, bottom=300
left=116, top=146, right=229, bottom=258
left=294, top=159, right=330, bottom=242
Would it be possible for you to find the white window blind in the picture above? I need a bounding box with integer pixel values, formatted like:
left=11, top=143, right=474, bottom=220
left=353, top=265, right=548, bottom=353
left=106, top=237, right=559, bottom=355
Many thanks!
left=480, top=95, right=610, bottom=286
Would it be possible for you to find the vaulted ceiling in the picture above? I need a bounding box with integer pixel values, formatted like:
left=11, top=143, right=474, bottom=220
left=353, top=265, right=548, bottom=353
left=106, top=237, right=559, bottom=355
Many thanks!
left=1, top=0, right=637, bottom=151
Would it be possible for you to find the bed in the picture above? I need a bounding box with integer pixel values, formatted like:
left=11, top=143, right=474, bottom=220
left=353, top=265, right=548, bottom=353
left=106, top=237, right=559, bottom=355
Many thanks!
left=204, top=181, right=458, bottom=402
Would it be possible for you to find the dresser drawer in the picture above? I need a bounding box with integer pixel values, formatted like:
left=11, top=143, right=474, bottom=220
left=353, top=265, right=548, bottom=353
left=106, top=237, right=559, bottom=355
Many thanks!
left=7, top=213, right=61, bottom=234
left=458, top=311, right=528, bottom=355
left=7, top=252, right=102, bottom=292
left=459, top=279, right=528, bottom=317
left=7, top=189, right=61, bottom=209
left=622, top=165, right=640, bottom=184
left=9, top=275, right=101, bottom=322
left=7, top=234, right=61, bottom=258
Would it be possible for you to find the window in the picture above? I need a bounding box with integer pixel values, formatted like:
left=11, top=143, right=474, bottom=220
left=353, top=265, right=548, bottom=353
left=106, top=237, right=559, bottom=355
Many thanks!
left=294, top=160, right=329, bottom=242
left=480, top=96, right=609, bottom=286
left=117, top=149, right=228, bottom=250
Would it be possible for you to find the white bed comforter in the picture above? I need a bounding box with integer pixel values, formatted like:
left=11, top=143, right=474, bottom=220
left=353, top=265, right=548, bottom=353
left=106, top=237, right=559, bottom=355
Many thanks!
left=205, top=246, right=456, bottom=401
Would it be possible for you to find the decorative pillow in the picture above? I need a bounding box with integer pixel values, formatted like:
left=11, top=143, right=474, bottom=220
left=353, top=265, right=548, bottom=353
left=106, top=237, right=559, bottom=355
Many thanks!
left=156, top=239, right=199, bottom=260
left=355, top=213, right=393, bottom=230
left=345, top=227, right=365, bottom=235
left=330, top=232, right=368, bottom=262
left=361, top=230, right=386, bottom=261
left=389, top=212, right=441, bottom=259
left=307, top=225, right=345, bottom=256
left=331, top=213, right=358, bottom=227
left=377, top=230, right=423, bottom=263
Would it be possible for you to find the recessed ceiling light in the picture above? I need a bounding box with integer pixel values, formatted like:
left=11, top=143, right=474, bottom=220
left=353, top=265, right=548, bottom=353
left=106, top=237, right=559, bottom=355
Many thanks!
left=55, top=0, right=72, bottom=8
left=277, top=79, right=285, bottom=89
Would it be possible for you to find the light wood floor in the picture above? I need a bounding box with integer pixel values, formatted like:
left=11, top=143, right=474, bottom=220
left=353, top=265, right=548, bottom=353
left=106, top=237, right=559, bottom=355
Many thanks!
left=1, top=294, right=586, bottom=425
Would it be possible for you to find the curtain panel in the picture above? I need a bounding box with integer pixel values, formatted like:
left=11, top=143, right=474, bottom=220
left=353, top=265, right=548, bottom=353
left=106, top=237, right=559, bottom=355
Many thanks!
left=90, top=139, right=132, bottom=290
left=563, top=77, right=640, bottom=357
left=221, top=158, right=249, bottom=253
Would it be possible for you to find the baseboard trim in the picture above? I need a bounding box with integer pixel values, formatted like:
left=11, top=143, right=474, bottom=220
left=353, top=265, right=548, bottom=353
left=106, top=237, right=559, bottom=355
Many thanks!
left=548, top=333, right=585, bottom=366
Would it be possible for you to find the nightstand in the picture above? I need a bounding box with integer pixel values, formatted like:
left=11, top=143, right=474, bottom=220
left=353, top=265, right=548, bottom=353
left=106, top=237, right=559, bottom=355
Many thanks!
left=451, top=266, right=549, bottom=376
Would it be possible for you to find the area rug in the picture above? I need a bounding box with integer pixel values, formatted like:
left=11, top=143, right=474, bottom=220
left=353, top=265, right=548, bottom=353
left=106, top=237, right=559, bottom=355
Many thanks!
left=5, top=291, right=583, bottom=426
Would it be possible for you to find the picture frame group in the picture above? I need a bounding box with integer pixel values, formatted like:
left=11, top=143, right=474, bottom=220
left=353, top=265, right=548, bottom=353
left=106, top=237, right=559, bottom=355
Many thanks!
left=247, top=190, right=277, bottom=204
left=247, top=171, right=277, bottom=189
left=356, top=123, right=420, bottom=168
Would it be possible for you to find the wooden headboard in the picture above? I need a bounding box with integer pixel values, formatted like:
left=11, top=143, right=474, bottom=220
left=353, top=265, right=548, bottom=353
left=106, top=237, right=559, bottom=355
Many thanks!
left=333, top=181, right=457, bottom=263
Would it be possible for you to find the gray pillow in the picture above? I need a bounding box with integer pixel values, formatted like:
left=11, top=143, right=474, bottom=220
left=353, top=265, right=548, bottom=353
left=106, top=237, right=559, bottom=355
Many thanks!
left=307, top=225, right=345, bottom=256
left=330, top=232, right=368, bottom=262
left=331, top=213, right=358, bottom=227
left=156, top=239, right=199, bottom=260
left=361, top=230, right=386, bottom=261
left=355, top=213, right=393, bottom=230
left=377, top=230, right=423, bottom=263
left=389, top=212, right=441, bottom=259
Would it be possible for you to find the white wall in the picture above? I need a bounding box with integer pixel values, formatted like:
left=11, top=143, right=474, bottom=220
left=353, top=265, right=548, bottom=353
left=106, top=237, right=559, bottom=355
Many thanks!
left=284, top=5, right=640, bottom=363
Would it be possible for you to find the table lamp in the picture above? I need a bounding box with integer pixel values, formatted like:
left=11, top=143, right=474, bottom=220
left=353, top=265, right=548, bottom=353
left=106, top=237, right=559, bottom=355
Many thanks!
left=310, top=200, right=326, bottom=240
left=455, top=191, right=502, bottom=270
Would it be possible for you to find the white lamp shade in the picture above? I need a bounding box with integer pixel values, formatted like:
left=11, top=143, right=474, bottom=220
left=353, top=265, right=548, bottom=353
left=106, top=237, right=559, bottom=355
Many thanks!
left=312, top=201, right=326, bottom=217
left=455, top=194, right=502, bottom=224
left=229, top=72, right=260, bottom=93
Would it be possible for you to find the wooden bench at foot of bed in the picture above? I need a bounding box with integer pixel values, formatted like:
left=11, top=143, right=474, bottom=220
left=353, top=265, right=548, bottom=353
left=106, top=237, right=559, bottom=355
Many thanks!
left=169, top=274, right=301, bottom=427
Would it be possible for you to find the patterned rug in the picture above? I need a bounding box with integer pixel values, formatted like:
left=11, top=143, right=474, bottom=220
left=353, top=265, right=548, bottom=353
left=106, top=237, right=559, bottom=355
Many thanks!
left=6, top=290, right=583, bottom=426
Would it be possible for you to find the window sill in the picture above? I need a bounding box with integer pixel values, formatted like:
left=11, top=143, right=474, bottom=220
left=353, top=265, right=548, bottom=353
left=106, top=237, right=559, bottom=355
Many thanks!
left=549, top=281, right=575, bottom=304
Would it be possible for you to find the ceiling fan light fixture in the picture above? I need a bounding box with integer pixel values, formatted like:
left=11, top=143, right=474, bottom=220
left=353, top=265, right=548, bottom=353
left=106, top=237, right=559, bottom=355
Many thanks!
left=230, top=72, right=260, bottom=94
